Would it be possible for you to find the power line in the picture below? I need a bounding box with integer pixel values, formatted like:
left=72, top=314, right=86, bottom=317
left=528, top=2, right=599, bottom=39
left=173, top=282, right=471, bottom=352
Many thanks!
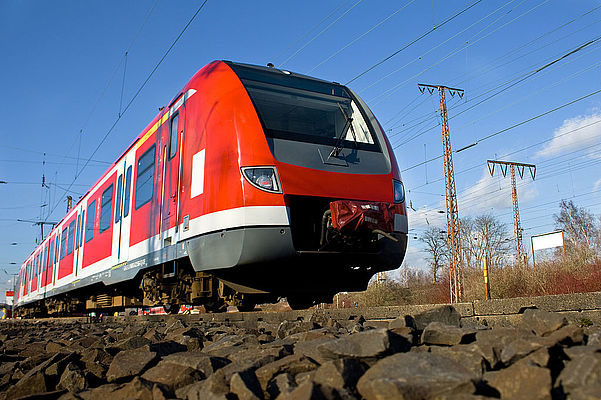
left=384, top=5, right=601, bottom=138
left=345, top=0, right=483, bottom=85
left=307, top=0, right=417, bottom=74
left=272, top=0, right=351, bottom=65
left=57, top=0, right=160, bottom=180
left=361, top=0, right=522, bottom=94
left=280, top=0, right=364, bottom=67
left=44, top=0, right=210, bottom=223
left=400, top=87, right=601, bottom=171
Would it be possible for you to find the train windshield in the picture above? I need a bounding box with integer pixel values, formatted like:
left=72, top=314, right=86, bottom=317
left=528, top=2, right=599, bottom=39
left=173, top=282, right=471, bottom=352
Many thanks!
left=229, top=63, right=380, bottom=152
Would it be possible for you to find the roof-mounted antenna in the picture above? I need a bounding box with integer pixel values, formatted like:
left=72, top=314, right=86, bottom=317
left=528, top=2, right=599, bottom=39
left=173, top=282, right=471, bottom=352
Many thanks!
left=266, top=63, right=274, bottom=68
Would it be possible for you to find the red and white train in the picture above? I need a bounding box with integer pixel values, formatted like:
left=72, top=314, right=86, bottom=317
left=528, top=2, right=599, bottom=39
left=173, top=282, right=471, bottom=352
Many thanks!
left=15, top=61, right=407, bottom=314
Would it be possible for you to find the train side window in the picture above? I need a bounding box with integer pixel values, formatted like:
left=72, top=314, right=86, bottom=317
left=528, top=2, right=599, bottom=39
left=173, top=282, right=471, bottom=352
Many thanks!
left=67, top=220, right=76, bottom=255
left=43, top=247, right=48, bottom=272
left=86, top=200, right=96, bottom=243
left=60, top=226, right=68, bottom=260
left=115, top=175, right=123, bottom=223
left=124, top=166, right=132, bottom=217
left=135, top=146, right=156, bottom=209
left=79, top=211, right=85, bottom=247
left=100, top=184, right=113, bottom=233
left=169, top=114, right=179, bottom=159
left=49, top=239, right=54, bottom=267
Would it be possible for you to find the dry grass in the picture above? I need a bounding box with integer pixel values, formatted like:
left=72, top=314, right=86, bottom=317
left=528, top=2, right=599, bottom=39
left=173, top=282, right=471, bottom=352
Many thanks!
left=338, top=260, right=601, bottom=307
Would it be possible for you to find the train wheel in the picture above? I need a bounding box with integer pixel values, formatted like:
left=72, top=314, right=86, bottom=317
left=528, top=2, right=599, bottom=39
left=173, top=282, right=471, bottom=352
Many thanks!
left=203, top=299, right=226, bottom=313
left=236, top=302, right=256, bottom=312
left=162, top=303, right=180, bottom=314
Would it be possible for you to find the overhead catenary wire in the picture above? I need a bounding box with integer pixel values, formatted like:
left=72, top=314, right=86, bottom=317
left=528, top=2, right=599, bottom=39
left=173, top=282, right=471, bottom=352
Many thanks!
left=400, top=88, right=601, bottom=171
left=345, top=0, right=483, bottom=85
left=369, top=0, right=554, bottom=105
left=272, top=0, right=351, bottom=66
left=43, top=0, right=210, bottom=224
left=307, top=0, right=418, bottom=74
left=384, top=5, right=601, bottom=139
left=392, top=45, right=601, bottom=148
left=360, top=0, right=523, bottom=94
left=58, top=0, right=160, bottom=182
left=279, top=0, right=364, bottom=67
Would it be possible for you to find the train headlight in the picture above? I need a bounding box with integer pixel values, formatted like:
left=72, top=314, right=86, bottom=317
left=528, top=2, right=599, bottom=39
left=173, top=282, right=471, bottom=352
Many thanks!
left=242, top=167, right=282, bottom=193
left=393, top=179, right=405, bottom=203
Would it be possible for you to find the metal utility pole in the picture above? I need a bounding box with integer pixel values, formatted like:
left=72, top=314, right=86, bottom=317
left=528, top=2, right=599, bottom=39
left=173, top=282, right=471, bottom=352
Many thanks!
left=16, top=219, right=58, bottom=242
left=419, top=83, right=464, bottom=303
left=487, top=160, right=536, bottom=265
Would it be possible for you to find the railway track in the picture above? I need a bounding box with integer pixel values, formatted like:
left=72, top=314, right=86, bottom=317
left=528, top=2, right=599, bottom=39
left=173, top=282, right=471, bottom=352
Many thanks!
left=2, top=292, right=600, bottom=399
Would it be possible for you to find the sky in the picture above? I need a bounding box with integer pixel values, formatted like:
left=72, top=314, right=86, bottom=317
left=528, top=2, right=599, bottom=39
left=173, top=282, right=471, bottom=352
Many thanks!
left=2, top=0, right=601, bottom=299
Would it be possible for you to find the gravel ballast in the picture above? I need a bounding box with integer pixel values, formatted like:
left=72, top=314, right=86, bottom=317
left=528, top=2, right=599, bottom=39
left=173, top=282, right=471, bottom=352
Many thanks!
left=1, top=307, right=600, bottom=399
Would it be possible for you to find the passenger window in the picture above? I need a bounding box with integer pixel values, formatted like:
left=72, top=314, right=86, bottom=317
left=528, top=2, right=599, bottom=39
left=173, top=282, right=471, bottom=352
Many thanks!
left=115, top=175, right=123, bottom=223
left=100, top=184, right=113, bottom=233
left=169, top=114, right=179, bottom=159
left=124, top=166, right=132, bottom=217
left=135, top=146, right=156, bottom=209
left=60, top=227, right=67, bottom=260
left=43, top=247, right=48, bottom=271
left=86, top=200, right=97, bottom=243
left=67, top=220, right=76, bottom=255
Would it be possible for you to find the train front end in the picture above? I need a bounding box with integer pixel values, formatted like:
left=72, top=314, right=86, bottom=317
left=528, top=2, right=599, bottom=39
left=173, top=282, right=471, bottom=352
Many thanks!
left=200, top=62, right=408, bottom=304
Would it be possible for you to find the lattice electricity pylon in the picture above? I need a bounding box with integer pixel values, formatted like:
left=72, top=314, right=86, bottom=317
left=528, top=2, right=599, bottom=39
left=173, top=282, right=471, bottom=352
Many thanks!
left=419, top=83, right=464, bottom=303
left=487, top=160, right=536, bottom=265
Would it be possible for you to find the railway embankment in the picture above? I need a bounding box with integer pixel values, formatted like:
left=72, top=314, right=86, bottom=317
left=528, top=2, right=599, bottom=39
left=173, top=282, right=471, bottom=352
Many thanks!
left=1, top=291, right=601, bottom=399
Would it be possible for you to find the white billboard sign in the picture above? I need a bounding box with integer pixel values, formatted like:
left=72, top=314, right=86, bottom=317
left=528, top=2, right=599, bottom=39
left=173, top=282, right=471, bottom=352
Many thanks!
left=531, top=231, right=564, bottom=251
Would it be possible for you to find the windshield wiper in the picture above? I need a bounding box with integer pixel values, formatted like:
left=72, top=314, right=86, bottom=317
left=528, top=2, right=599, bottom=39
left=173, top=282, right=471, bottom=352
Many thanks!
left=329, top=103, right=357, bottom=158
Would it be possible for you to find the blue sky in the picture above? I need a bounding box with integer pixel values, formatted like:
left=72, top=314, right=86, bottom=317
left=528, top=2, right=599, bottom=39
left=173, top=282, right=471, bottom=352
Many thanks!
left=2, top=1, right=601, bottom=298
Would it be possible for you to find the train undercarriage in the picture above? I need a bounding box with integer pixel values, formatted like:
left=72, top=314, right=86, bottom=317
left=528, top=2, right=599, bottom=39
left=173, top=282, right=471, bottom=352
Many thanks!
left=15, top=258, right=280, bottom=318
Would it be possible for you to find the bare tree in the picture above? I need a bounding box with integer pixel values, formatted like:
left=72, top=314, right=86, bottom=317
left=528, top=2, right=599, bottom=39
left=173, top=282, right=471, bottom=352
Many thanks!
left=420, top=227, right=447, bottom=283
left=554, top=200, right=600, bottom=262
left=460, top=214, right=511, bottom=270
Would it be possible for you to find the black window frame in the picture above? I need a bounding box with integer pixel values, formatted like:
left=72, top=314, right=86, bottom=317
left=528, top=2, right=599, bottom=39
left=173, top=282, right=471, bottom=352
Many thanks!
left=99, top=184, right=114, bottom=234
left=135, top=146, right=156, bottom=210
left=115, top=174, right=123, bottom=223
left=124, top=166, right=132, bottom=217
left=67, top=220, right=76, bottom=256
left=169, top=113, right=179, bottom=159
left=85, top=200, right=97, bottom=243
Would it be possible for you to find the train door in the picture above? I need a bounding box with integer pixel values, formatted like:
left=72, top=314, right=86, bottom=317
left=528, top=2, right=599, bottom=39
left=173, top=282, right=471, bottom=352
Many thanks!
left=114, top=161, right=132, bottom=263
left=73, top=208, right=83, bottom=276
left=43, top=234, right=55, bottom=298
left=161, top=102, right=186, bottom=245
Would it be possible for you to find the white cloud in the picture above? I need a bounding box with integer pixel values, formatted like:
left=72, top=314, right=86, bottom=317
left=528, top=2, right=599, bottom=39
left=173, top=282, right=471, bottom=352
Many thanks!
left=458, top=169, right=538, bottom=214
left=536, top=111, right=601, bottom=159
